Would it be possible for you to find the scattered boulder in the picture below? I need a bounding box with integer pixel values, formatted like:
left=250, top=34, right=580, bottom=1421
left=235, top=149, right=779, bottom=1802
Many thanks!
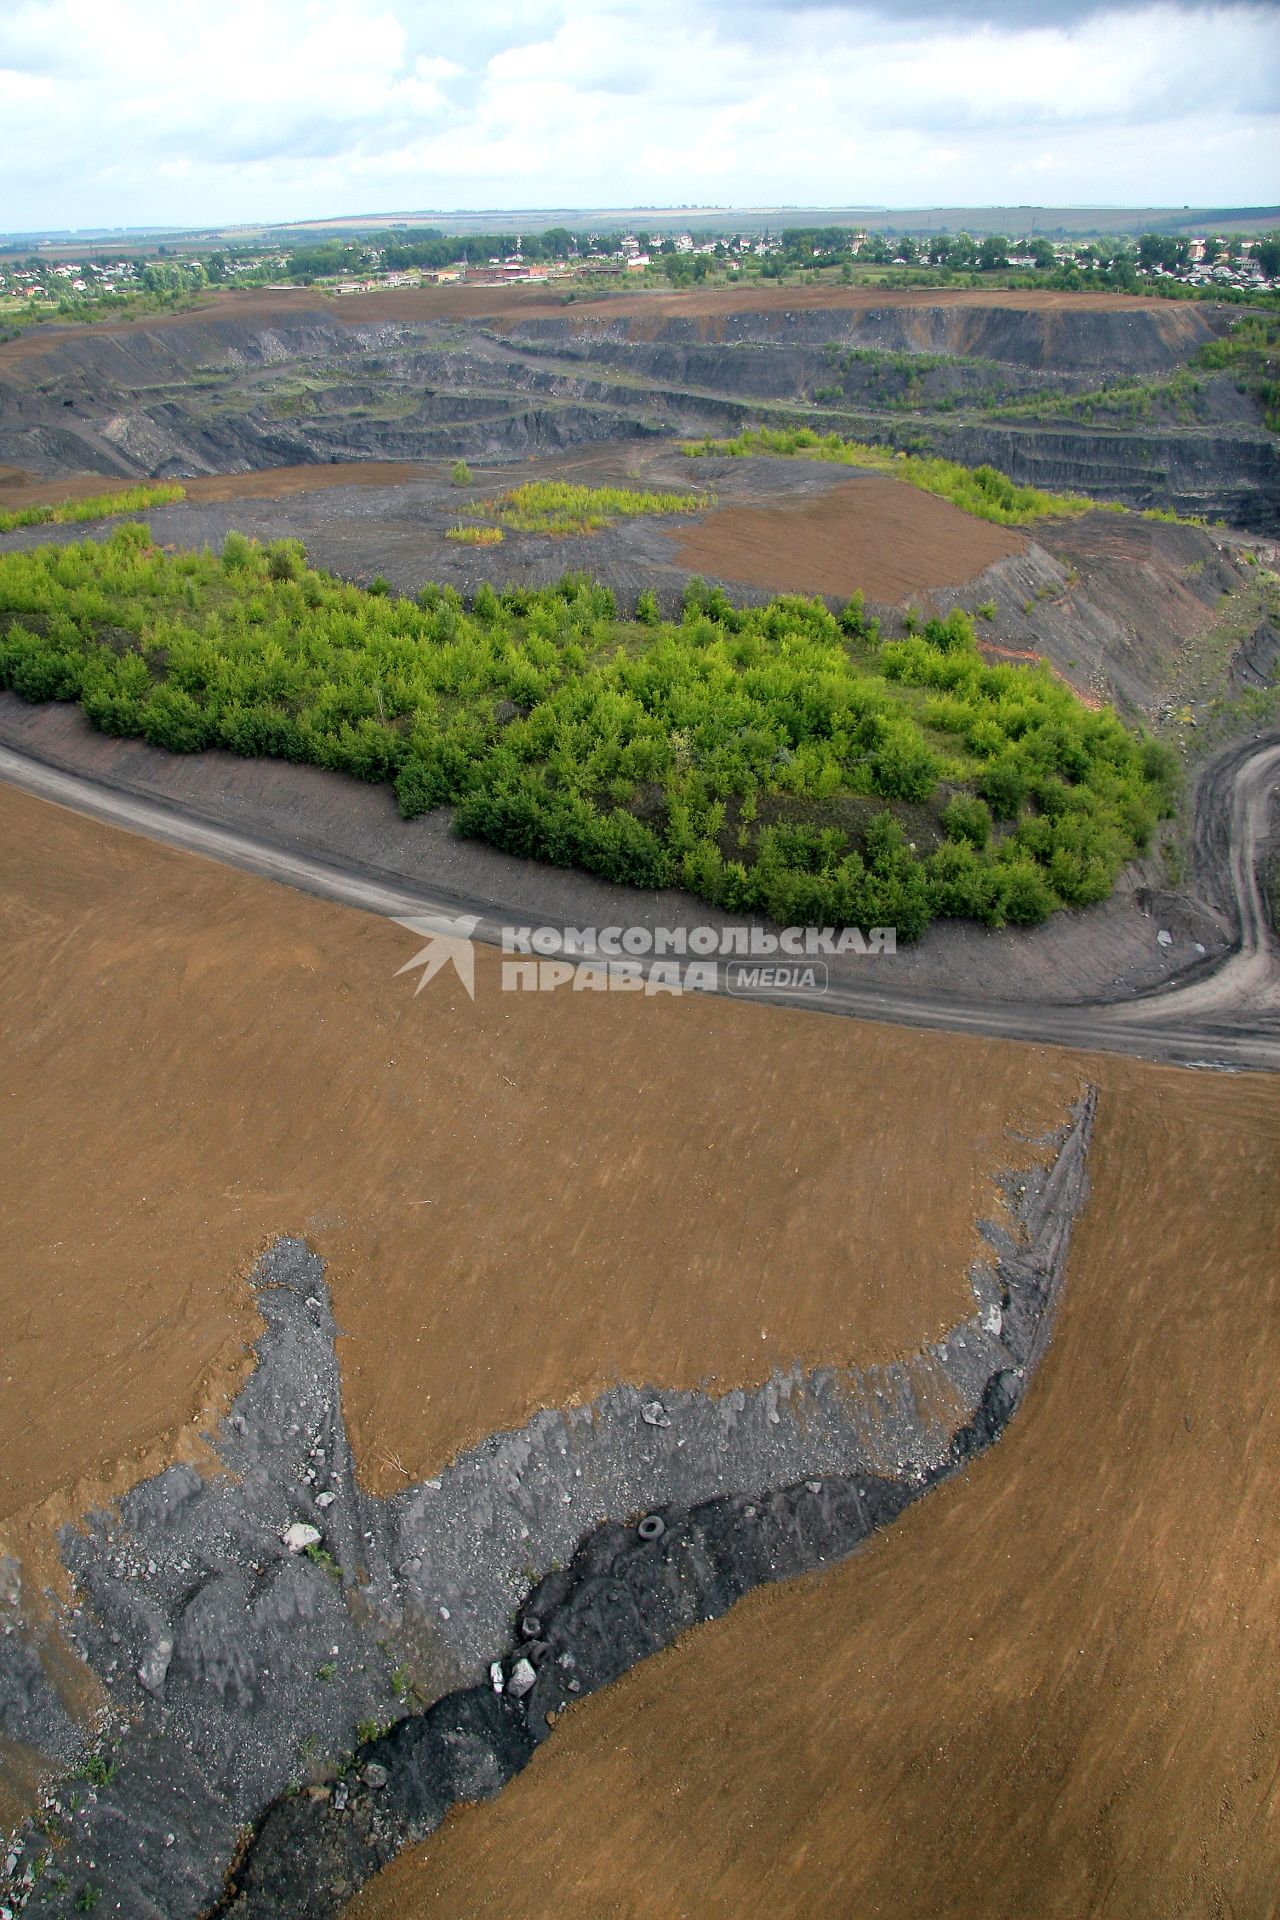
left=504, top=1658, right=536, bottom=1700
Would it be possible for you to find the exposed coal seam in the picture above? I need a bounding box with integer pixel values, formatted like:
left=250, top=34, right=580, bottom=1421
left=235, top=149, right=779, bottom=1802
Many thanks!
left=216, top=1084, right=1095, bottom=1919
left=0, top=1088, right=1093, bottom=1919
left=211, top=1404, right=1005, bottom=1918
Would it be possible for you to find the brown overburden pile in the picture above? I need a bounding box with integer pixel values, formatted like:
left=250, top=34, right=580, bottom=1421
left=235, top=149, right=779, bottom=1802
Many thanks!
left=0, top=781, right=1073, bottom=1530
left=671, top=473, right=1026, bottom=600
left=1, top=778, right=1275, bottom=1919
left=351, top=1056, right=1280, bottom=1920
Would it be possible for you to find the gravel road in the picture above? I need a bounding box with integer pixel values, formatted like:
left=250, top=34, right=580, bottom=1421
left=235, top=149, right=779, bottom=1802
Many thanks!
left=0, top=730, right=1275, bottom=1071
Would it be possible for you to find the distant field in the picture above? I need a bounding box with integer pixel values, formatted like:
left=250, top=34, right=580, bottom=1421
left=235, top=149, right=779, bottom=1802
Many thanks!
left=238, top=203, right=1280, bottom=240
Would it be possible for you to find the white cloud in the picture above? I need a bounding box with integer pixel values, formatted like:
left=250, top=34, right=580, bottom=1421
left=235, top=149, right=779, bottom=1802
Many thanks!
left=0, top=0, right=1275, bottom=228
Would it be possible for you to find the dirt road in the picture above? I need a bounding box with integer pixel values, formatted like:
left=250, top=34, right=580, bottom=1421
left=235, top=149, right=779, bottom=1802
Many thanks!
left=0, top=731, right=1275, bottom=1071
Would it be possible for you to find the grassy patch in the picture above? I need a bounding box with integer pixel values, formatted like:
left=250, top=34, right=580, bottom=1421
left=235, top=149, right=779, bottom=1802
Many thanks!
left=467, top=480, right=707, bottom=538
left=0, top=483, right=186, bottom=534
left=680, top=427, right=1102, bottom=526
left=445, top=524, right=504, bottom=546
left=0, top=524, right=1177, bottom=938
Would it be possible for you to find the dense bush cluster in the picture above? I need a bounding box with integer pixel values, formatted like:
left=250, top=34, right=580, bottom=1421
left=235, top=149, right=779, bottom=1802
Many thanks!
left=0, top=525, right=1178, bottom=937
left=681, top=427, right=1100, bottom=526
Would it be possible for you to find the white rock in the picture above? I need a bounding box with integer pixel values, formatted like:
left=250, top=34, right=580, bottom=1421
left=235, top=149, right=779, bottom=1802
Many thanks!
left=981, top=1302, right=1003, bottom=1335
left=489, top=1660, right=504, bottom=1692
left=1156, top=929, right=1173, bottom=947
left=640, top=1400, right=671, bottom=1428
left=505, top=1657, right=536, bottom=1699
left=137, top=1635, right=174, bottom=1695
left=315, top=1491, right=336, bottom=1509
left=282, top=1523, right=322, bottom=1554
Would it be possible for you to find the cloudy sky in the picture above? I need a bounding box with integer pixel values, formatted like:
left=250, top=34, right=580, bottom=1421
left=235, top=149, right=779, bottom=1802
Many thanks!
left=1, top=0, right=1277, bottom=232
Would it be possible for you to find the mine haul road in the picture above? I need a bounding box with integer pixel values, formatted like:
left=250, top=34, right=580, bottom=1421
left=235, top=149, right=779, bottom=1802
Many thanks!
left=0, top=732, right=1277, bottom=1073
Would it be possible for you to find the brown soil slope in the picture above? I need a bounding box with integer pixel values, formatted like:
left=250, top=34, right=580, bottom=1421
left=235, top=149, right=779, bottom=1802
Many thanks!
left=0, top=781, right=1077, bottom=1534
left=0, top=462, right=432, bottom=510
left=352, top=1058, right=1280, bottom=1920
left=671, top=474, right=1026, bottom=600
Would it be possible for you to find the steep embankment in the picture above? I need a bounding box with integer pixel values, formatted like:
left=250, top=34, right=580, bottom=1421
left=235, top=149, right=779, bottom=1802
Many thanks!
left=1, top=288, right=1270, bottom=528
left=922, top=418, right=1278, bottom=529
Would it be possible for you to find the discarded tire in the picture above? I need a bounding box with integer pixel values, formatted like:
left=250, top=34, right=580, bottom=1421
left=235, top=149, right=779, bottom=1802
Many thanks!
left=637, top=1514, right=665, bottom=1541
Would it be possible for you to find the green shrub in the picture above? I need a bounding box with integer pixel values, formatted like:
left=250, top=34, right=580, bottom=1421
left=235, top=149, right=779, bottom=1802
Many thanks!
left=450, top=460, right=472, bottom=486
left=142, top=686, right=209, bottom=753
left=941, top=793, right=993, bottom=848
left=980, top=756, right=1030, bottom=819
left=999, top=856, right=1059, bottom=926
left=0, top=528, right=1173, bottom=941
left=266, top=537, right=307, bottom=582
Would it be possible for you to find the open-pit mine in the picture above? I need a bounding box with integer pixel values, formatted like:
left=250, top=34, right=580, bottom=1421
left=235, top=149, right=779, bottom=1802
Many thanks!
left=0, top=277, right=1276, bottom=1920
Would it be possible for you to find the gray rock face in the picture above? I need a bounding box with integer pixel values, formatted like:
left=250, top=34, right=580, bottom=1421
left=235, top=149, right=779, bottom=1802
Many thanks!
left=1, top=1091, right=1094, bottom=1919
left=2, top=298, right=1272, bottom=529
left=0, top=1560, right=85, bottom=1774
left=1230, top=616, right=1280, bottom=691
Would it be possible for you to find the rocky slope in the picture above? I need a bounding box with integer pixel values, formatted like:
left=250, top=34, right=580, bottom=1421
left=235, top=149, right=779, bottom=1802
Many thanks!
left=1, top=290, right=1273, bottom=530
